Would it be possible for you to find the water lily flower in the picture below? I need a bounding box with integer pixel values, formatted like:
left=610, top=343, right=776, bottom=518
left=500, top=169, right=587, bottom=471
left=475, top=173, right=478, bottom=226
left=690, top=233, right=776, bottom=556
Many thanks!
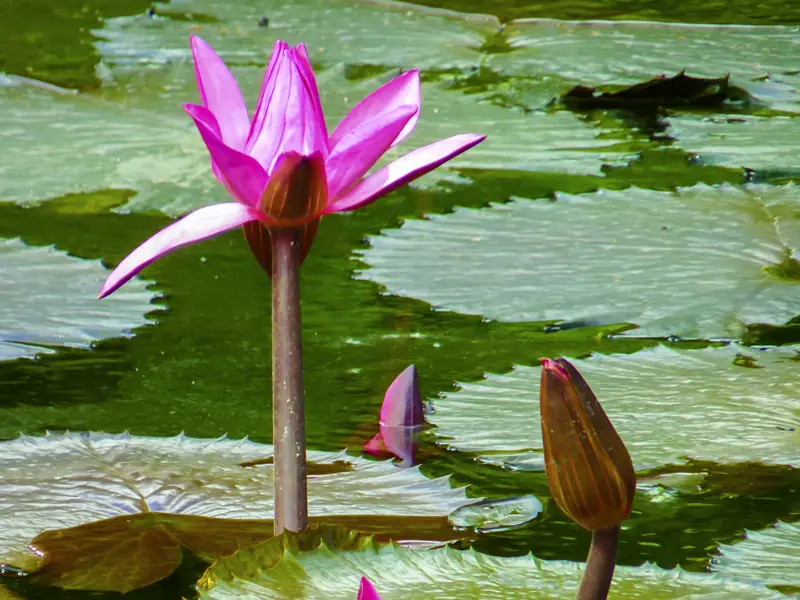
left=357, top=577, right=381, bottom=600
left=98, top=35, right=485, bottom=298
left=364, top=365, right=424, bottom=467
left=539, top=358, right=636, bottom=531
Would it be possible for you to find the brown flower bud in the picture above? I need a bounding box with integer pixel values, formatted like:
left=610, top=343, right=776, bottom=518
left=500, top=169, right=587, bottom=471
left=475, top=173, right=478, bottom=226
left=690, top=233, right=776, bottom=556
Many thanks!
left=539, top=358, right=636, bottom=531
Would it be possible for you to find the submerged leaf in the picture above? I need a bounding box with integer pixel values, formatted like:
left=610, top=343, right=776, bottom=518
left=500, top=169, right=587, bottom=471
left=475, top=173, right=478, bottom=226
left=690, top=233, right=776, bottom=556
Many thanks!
left=428, top=345, right=800, bottom=472
left=561, top=72, right=755, bottom=111
left=199, top=536, right=783, bottom=599
left=712, top=520, right=800, bottom=591
left=28, top=513, right=271, bottom=592
left=357, top=183, right=800, bottom=339
left=0, top=433, right=473, bottom=589
left=494, top=20, right=800, bottom=113
left=0, top=238, right=159, bottom=361
left=448, top=495, right=543, bottom=533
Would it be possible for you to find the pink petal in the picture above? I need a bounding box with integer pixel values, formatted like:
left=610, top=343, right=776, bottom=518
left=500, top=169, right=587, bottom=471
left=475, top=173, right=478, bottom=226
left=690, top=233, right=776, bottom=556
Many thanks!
left=357, top=577, right=381, bottom=600
left=186, top=104, right=268, bottom=207
left=98, top=203, right=268, bottom=299
left=325, top=104, right=418, bottom=201
left=253, top=51, right=327, bottom=171
left=245, top=41, right=292, bottom=172
left=190, top=35, right=250, bottom=150
left=294, top=43, right=329, bottom=153
left=325, top=133, right=485, bottom=214
left=330, top=70, right=420, bottom=151
left=183, top=103, right=225, bottom=184
left=363, top=434, right=387, bottom=457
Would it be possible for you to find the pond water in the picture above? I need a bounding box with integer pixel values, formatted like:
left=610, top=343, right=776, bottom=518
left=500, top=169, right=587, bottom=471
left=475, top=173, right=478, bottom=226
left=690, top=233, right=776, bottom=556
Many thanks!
left=0, top=0, right=798, bottom=598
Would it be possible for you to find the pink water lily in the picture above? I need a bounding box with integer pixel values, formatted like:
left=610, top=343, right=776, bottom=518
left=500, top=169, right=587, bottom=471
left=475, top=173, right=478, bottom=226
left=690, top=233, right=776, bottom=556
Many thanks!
left=98, top=35, right=485, bottom=298
left=358, top=577, right=381, bottom=600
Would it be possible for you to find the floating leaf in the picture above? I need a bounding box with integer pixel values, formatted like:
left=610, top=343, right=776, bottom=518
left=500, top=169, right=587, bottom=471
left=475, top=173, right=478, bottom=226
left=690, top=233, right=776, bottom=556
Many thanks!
left=382, top=83, right=641, bottom=181
left=199, top=532, right=783, bottom=599
left=0, top=83, right=222, bottom=213
left=0, top=238, right=158, bottom=361
left=667, top=114, right=800, bottom=175
left=96, top=0, right=496, bottom=74
left=712, top=520, right=800, bottom=592
left=0, top=433, right=473, bottom=589
left=494, top=20, right=800, bottom=113
left=357, top=183, right=800, bottom=339
left=427, top=345, right=800, bottom=472
left=561, top=72, right=754, bottom=111
left=0, top=62, right=640, bottom=214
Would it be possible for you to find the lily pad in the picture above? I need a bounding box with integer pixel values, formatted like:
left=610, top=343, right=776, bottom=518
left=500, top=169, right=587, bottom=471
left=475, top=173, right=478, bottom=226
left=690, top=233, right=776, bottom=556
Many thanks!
left=495, top=20, right=800, bottom=113
left=356, top=183, right=800, bottom=339
left=0, top=238, right=157, bottom=361
left=427, top=344, right=800, bottom=472
left=666, top=114, right=800, bottom=175
left=199, top=530, right=783, bottom=599
left=0, top=433, right=473, bottom=582
left=96, top=0, right=496, bottom=74
left=712, top=520, right=800, bottom=592
left=0, top=63, right=640, bottom=215
left=0, top=83, right=221, bottom=214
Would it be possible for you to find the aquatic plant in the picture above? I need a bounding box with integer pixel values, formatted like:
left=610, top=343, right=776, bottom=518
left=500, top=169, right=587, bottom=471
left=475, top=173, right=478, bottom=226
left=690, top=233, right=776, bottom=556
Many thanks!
left=540, top=357, right=636, bottom=600
left=96, top=36, right=484, bottom=533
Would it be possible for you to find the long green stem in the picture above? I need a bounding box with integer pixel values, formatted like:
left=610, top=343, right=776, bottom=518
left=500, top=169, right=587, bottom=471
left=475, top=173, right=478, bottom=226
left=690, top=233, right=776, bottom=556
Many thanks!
left=577, top=525, right=620, bottom=600
left=270, top=227, right=308, bottom=535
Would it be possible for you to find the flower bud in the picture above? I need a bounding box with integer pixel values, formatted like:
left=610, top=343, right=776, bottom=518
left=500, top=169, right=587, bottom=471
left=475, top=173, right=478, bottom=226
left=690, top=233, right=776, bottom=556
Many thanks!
left=363, top=365, right=424, bottom=467
left=358, top=577, right=381, bottom=600
left=539, top=358, right=636, bottom=531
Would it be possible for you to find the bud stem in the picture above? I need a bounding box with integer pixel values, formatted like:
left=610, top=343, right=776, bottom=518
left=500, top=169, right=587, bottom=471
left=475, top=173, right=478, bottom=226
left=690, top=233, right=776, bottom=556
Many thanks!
left=270, top=227, right=308, bottom=535
left=577, top=525, right=620, bottom=600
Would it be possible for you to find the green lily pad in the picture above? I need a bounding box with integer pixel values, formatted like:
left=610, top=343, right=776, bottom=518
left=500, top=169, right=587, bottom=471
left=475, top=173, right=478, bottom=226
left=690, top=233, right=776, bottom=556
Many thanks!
left=199, top=529, right=783, bottom=599
left=0, top=238, right=157, bottom=361
left=427, top=344, right=800, bottom=472
left=357, top=183, right=800, bottom=339
left=367, top=77, right=641, bottom=185
left=494, top=20, right=800, bottom=113
left=0, top=61, right=640, bottom=214
left=0, top=81, right=221, bottom=213
left=667, top=114, right=800, bottom=175
left=0, top=433, right=473, bottom=578
left=712, top=520, right=800, bottom=592
left=96, top=0, right=496, bottom=73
